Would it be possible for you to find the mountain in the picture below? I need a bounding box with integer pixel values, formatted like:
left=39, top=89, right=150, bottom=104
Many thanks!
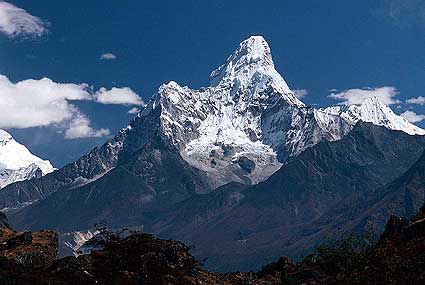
left=10, top=130, right=211, bottom=230
left=148, top=122, right=425, bottom=271
left=317, top=143, right=425, bottom=239
left=9, top=123, right=425, bottom=271
left=1, top=36, right=421, bottom=211
left=2, top=36, right=425, bottom=271
left=0, top=130, right=54, bottom=190
left=321, top=97, right=425, bottom=135
left=147, top=36, right=352, bottom=188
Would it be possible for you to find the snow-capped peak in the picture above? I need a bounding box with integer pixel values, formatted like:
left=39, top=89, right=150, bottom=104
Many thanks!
left=209, top=36, right=274, bottom=86
left=135, top=36, right=311, bottom=188
left=131, top=36, right=352, bottom=188
left=0, top=129, right=55, bottom=188
left=321, top=97, right=425, bottom=135
left=208, top=36, right=303, bottom=107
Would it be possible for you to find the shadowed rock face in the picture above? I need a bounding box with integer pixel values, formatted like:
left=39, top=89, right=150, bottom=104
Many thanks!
left=0, top=212, right=10, bottom=229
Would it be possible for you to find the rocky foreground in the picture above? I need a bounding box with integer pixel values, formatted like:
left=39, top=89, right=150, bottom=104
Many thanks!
left=1, top=210, right=425, bottom=284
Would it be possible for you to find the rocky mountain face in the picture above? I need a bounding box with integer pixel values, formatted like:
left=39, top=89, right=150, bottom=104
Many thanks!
left=2, top=36, right=425, bottom=272
left=0, top=212, right=11, bottom=229
left=0, top=130, right=54, bottom=190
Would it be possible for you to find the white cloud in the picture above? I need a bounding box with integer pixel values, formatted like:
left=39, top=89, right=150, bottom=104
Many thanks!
left=406, top=96, right=425, bottom=105
left=0, top=74, right=142, bottom=139
left=128, top=107, right=140, bottom=114
left=328, top=87, right=399, bottom=105
left=65, top=114, right=110, bottom=139
left=0, top=75, right=91, bottom=129
left=95, top=87, right=145, bottom=106
left=0, top=1, right=47, bottom=38
left=100, top=53, right=117, bottom=60
left=400, top=110, right=425, bottom=123
left=293, top=89, right=308, bottom=99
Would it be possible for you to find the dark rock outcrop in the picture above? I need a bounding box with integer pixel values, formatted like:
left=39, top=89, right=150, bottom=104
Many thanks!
left=0, top=216, right=57, bottom=270
left=2, top=210, right=425, bottom=284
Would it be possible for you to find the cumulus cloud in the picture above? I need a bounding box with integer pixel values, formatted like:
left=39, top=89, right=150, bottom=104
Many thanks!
left=65, top=114, right=110, bottom=139
left=0, top=74, right=143, bottom=139
left=100, top=53, right=117, bottom=60
left=328, top=87, right=399, bottom=105
left=128, top=107, right=140, bottom=114
left=0, top=75, right=91, bottom=129
left=0, top=1, right=48, bottom=38
left=406, top=96, right=425, bottom=105
left=293, top=89, right=308, bottom=99
left=95, top=87, right=145, bottom=106
left=400, top=110, right=425, bottom=123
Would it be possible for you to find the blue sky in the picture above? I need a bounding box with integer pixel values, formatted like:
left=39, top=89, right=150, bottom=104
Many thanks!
left=1, top=0, right=425, bottom=166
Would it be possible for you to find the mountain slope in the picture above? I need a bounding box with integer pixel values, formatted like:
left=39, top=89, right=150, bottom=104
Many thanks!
left=151, top=123, right=425, bottom=271
left=0, top=130, right=54, bottom=189
left=9, top=123, right=425, bottom=272
left=317, top=145, right=425, bottom=238
left=10, top=131, right=210, bottom=231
